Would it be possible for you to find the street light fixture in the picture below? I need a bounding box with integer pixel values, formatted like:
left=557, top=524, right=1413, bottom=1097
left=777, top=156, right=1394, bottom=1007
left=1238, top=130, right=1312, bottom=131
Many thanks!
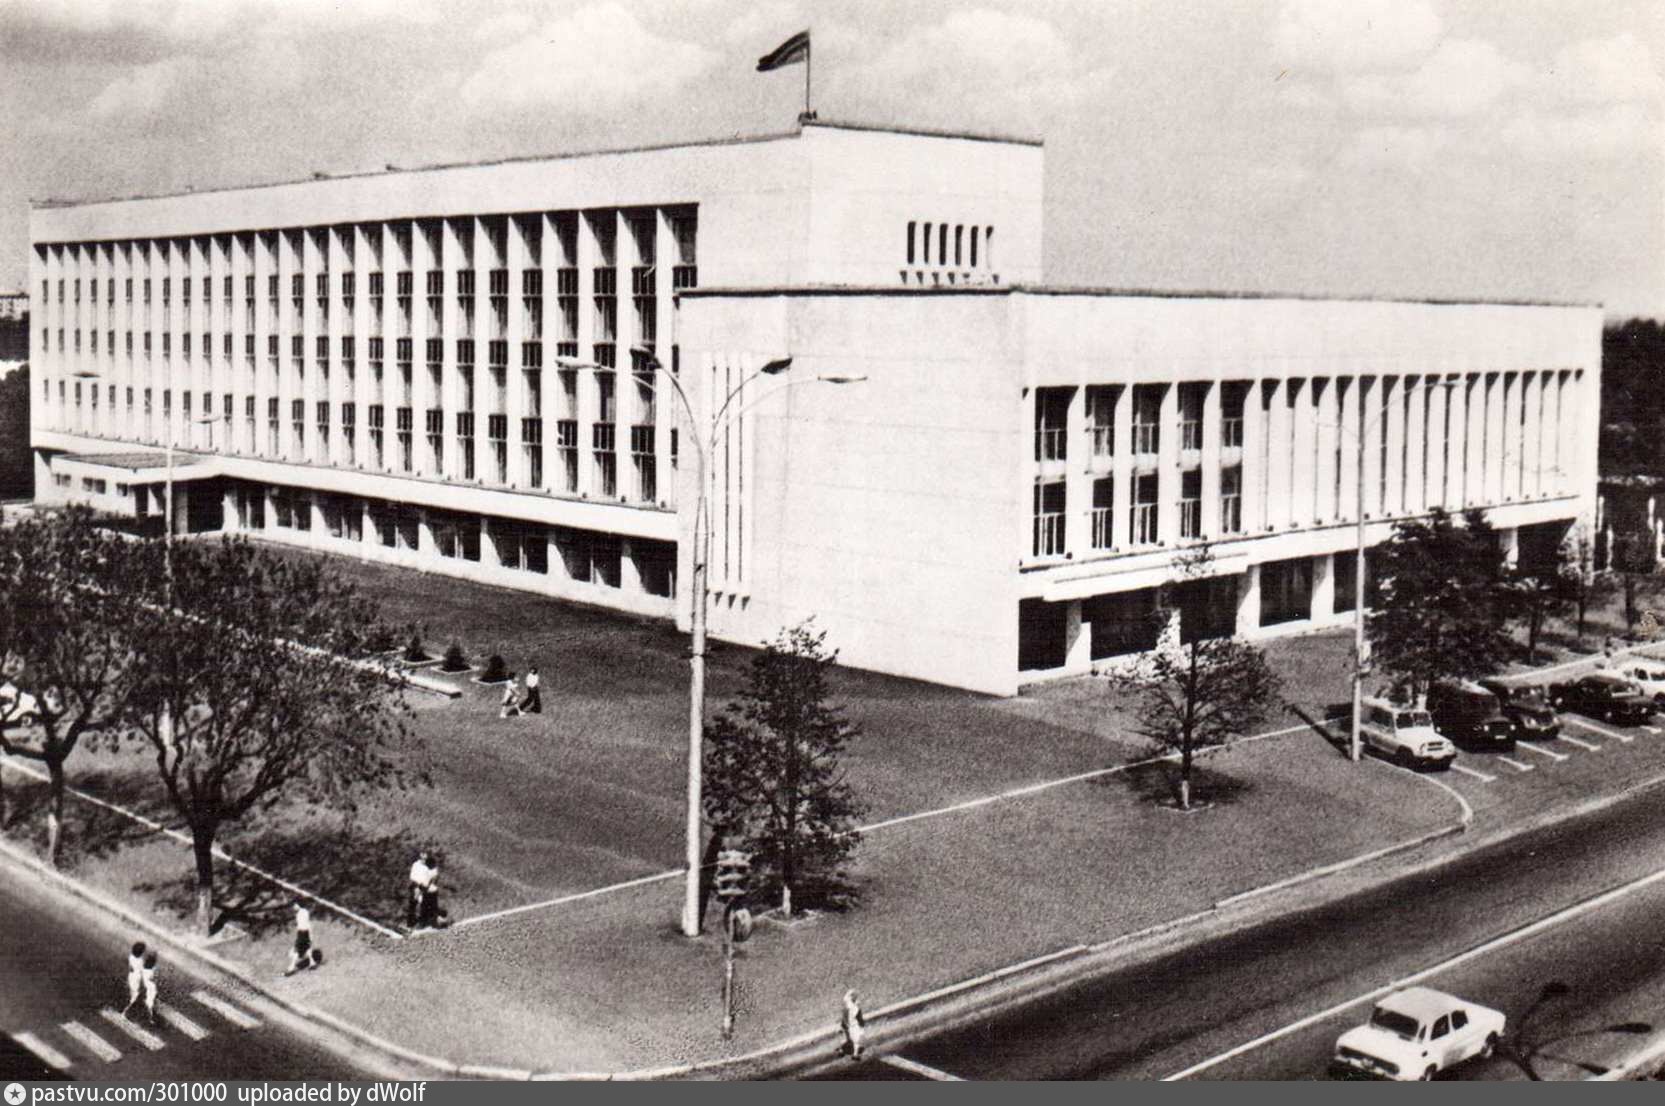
left=555, top=346, right=864, bottom=937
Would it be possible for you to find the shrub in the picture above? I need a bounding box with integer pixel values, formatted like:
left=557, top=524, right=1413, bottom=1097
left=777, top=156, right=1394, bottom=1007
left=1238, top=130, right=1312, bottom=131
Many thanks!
left=403, top=632, right=429, bottom=664
left=364, top=626, right=397, bottom=655
left=481, top=654, right=510, bottom=683
left=442, top=642, right=469, bottom=672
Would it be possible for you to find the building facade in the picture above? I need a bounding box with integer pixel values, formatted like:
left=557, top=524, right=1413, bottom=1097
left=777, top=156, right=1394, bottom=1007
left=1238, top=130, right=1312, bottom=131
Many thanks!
left=28, top=120, right=1601, bottom=695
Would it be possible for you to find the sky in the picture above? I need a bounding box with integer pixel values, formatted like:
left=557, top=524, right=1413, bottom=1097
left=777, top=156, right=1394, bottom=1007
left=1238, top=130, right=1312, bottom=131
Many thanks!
left=0, top=0, right=1661, bottom=318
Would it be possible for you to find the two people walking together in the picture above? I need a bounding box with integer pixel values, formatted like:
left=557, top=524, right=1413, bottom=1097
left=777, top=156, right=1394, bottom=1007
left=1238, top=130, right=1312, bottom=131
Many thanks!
left=499, top=666, right=542, bottom=718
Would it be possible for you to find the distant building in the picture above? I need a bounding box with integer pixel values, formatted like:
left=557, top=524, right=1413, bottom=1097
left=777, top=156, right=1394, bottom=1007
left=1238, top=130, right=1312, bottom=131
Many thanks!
left=0, top=292, right=28, bottom=364
left=28, top=118, right=1600, bottom=694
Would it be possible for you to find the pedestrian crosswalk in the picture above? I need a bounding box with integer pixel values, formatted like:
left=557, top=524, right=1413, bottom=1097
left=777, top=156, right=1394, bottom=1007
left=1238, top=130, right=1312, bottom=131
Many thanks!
left=9, top=990, right=261, bottom=1071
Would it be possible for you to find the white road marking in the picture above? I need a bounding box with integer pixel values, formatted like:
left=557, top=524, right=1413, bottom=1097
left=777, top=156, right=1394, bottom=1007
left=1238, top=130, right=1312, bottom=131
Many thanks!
left=879, top=1054, right=964, bottom=1081
left=1558, top=733, right=1602, bottom=752
left=12, top=1031, right=73, bottom=1070
left=1517, top=740, right=1570, bottom=763
left=191, top=990, right=260, bottom=1029
left=1450, top=763, right=1496, bottom=783
left=60, top=1020, right=122, bottom=1062
left=158, top=1005, right=210, bottom=1041
left=1568, top=717, right=1634, bottom=744
left=1163, top=856, right=1665, bottom=1080
left=0, top=759, right=401, bottom=940
left=448, top=869, right=683, bottom=930
left=1644, top=725, right=1662, bottom=735
left=99, top=1008, right=164, bottom=1051
left=1496, top=756, right=1534, bottom=773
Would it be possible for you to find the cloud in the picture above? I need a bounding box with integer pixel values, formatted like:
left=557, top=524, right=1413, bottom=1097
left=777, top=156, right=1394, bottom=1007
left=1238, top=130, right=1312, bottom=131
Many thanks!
left=457, top=3, right=717, bottom=110
left=1502, top=103, right=1657, bottom=160
left=833, top=9, right=1109, bottom=130
left=1343, top=39, right=1527, bottom=118
left=1339, top=123, right=1452, bottom=170
left=1271, top=0, right=1442, bottom=74
left=87, top=58, right=186, bottom=119
left=1543, top=31, right=1664, bottom=107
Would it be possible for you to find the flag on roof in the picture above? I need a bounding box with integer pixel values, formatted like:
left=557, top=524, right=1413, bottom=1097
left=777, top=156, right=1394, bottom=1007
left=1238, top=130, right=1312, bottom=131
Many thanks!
left=757, top=30, right=810, bottom=72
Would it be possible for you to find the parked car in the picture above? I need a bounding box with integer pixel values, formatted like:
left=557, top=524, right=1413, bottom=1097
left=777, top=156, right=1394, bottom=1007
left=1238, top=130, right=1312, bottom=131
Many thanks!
left=1617, top=659, right=1665, bottom=706
left=1546, top=672, right=1655, bottom=725
left=0, top=682, right=40, bottom=726
left=1477, top=678, right=1561, bottom=739
left=1332, top=986, right=1505, bottom=1081
left=1359, top=698, right=1457, bottom=770
left=1426, top=680, right=1517, bottom=751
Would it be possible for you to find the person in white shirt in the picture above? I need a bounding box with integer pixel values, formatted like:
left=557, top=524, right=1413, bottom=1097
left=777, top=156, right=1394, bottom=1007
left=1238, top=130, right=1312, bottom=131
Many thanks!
left=285, top=900, right=319, bottom=975
left=122, top=941, right=146, bottom=1015
left=408, top=852, right=433, bottom=928
left=140, top=952, right=159, bottom=1024
left=521, top=666, right=542, bottom=714
left=500, top=676, right=522, bottom=719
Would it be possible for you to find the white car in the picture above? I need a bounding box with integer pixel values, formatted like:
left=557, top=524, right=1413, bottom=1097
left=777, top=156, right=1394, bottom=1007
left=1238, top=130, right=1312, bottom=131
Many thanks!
left=1332, top=987, right=1506, bottom=1081
left=0, top=682, right=41, bottom=726
left=1360, top=698, right=1457, bottom=770
left=1620, top=660, right=1665, bottom=706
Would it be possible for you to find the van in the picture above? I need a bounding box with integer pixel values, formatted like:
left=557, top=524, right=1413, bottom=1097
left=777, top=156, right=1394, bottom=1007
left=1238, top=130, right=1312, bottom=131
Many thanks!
left=1427, top=681, right=1517, bottom=751
left=1360, top=697, right=1456, bottom=770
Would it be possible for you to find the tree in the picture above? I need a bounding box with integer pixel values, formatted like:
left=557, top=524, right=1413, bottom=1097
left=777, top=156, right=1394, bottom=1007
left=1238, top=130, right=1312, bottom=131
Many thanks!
left=703, top=621, right=865, bottom=917
left=1505, top=564, right=1572, bottom=665
left=1558, top=521, right=1612, bottom=645
left=1368, top=509, right=1517, bottom=705
left=1610, top=528, right=1660, bottom=636
left=0, top=366, right=32, bottom=499
left=1114, top=546, right=1283, bottom=810
left=0, top=510, right=151, bottom=862
left=120, top=537, right=420, bottom=934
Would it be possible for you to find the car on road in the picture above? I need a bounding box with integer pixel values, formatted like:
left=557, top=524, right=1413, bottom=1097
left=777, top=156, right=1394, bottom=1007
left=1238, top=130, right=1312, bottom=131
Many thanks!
left=1617, top=660, right=1665, bottom=707
left=1359, top=698, right=1457, bottom=770
left=1427, top=680, right=1518, bottom=751
left=0, top=682, right=40, bottom=726
left=1477, top=678, right=1560, bottom=739
left=1332, top=986, right=1505, bottom=1081
left=1546, top=672, right=1655, bottom=725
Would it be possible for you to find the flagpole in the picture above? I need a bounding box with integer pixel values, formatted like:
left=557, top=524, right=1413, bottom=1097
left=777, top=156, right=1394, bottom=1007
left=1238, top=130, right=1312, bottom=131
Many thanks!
left=804, top=35, right=812, bottom=119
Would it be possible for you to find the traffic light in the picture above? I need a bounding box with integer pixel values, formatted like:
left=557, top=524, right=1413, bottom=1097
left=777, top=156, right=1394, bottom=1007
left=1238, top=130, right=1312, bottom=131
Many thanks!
left=714, top=849, right=751, bottom=903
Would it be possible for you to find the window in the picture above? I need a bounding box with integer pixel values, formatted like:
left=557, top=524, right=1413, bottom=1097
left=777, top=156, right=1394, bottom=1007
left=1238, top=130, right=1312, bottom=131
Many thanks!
left=1032, top=481, right=1065, bottom=557
left=1179, top=469, right=1202, bottom=539
left=594, top=374, right=616, bottom=496
left=1132, top=473, right=1159, bottom=545
left=1133, top=385, right=1163, bottom=455
left=425, top=407, right=444, bottom=471
left=268, top=397, right=280, bottom=454
left=396, top=406, right=413, bottom=472
left=368, top=404, right=385, bottom=468
left=556, top=415, right=578, bottom=493
left=906, top=221, right=916, bottom=265
left=1034, top=387, right=1069, bottom=462
left=341, top=401, right=356, bottom=457
left=1221, top=381, right=1248, bottom=448
left=316, top=401, right=331, bottom=460
left=1091, top=477, right=1115, bottom=549
left=670, top=215, right=697, bottom=290
left=1179, top=383, right=1206, bottom=451
left=630, top=424, right=655, bottom=502
left=291, top=398, right=305, bottom=456
left=82, top=477, right=107, bottom=494
left=1259, top=557, right=1314, bottom=626
left=456, top=411, right=475, bottom=481
left=1086, top=385, right=1119, bottom=459
left=1220, top=465, right=1243, bottom=534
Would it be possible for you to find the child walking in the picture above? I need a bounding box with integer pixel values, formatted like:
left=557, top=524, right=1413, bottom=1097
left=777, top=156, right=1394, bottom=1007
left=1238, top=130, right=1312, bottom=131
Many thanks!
left=122, top=941, right=146, bottom=1015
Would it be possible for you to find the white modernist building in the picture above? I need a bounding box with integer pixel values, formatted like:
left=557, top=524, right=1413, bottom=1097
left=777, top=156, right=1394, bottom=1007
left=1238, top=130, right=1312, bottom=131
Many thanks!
left=29, top=119, right=1600, bottom=695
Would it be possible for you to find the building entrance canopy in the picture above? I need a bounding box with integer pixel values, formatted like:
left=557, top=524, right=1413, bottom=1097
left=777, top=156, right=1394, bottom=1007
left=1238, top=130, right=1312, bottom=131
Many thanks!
left=55, top=451, right=221, bottom=483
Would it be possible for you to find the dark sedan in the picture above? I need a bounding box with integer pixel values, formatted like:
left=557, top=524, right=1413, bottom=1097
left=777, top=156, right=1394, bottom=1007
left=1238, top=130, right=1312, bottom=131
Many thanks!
left=1546, top=673, right=1655, bottom=725
left=1477, top=678, right=1561, bottom=738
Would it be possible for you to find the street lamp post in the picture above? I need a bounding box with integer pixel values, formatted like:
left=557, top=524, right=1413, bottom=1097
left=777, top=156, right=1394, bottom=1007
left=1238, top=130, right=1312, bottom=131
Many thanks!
left=556, top=348, right=863, bottom=936
left=1345, top=377, right=1457, bottom=762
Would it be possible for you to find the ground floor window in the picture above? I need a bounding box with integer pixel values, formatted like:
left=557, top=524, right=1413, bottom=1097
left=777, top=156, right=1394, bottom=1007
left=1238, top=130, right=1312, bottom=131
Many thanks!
left=1175, top=576, right=1236, bottom=643
left=1260, top=556, right=1313, bottom=626
left=590, top=534, right=622, bottom=588
left=555, top=528, right=591, bottom=582
left=1084, top=589, right=1161, bottom=659
left=1017, top=599, right=1069, bottom=671
left=634, top=539, right=676, bottom=598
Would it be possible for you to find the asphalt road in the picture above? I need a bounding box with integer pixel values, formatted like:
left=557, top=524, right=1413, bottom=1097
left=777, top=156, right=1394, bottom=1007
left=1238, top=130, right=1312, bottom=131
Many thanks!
left=0, top=872, right=371, bottom=1082
left=826, top=773, right=1665, bottom=1081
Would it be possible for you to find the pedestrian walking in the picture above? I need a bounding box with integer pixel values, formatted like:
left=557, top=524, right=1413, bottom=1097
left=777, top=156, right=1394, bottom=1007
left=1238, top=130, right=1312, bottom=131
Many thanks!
left=418, top=860, right=447, bottom=928
left=140, top=952, right=159, bottom=1024
left=839, top=989, right=866, bottom=1060
left=408, top=851, right=433, bottom=928
left=521, top=666, right=542, bottom=714
left=285, top=900, right=321, bottom=975
left=500, top=675, right=522, bottom=719
left=122, top=941, right=146, bottom=1014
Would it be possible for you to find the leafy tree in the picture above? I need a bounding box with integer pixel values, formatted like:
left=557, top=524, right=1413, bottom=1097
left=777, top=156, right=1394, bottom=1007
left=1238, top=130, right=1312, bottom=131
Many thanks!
left=1114, top=546, right=1283, bottom=810
left=0, top=510, right=151, bottom=862
left=1558, top=521, right=1612, bottom=645
left=0, top=365, right=32, bottom=499
left=703, top=621, right=865, bottom=917
left=1505, top=564, right=1573, bottom=665
left=120, top=537, right=421, bottom=933
left=1368, top=508, right=1516, bottom=704
left=1610, top=527, right=1660, bottom=635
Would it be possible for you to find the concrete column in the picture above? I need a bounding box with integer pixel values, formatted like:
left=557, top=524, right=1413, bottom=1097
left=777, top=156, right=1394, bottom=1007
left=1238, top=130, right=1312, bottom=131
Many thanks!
left=1290, top=379, right=1316, bottom=525
left=1503, top=372, right=1523, bottom=500
left=505, top=217, right=526, bottom=488
left=1239, top=379, right=1265, bottom=533
left=574, top=211, right=600, bottom=498
left=1439, top=373, right=1463, bottom=511
left=1200, top=380, right=1222, bottom=538
left=1264, top=379, right=1290, bottom=529
left=1311, top=553, right=1336, bottom=621
left=1064, top=386, right=1089, bottom=556
left=1064, top=600, right=1090, bottom=670
left=1522, top=371, right=1542, bottom=499
left=1111, top=383, right=1133, bottom=548
left=1236, top=565, right=1261, bottom=636
left=439, top=218, right=463, bottom=480
left=1499, top=525, right=1520, bottom=568
left=620, top=536, right=644, bottom=594
left=1403, top=376, right=1426, bottom=514
left=1426, top=377, right=1450, bottom=511
left=1358, top=377, right=1380, bottom=520
left=1156, top=381, right=1180, bottom=543
left=1315, top=377, right=1339, bottom=523
left=1459, top=374, right=1480, bottom=506
left=1491, top=376, right=1518, bottom=506
left=653, top=208, right=676, bottom=509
